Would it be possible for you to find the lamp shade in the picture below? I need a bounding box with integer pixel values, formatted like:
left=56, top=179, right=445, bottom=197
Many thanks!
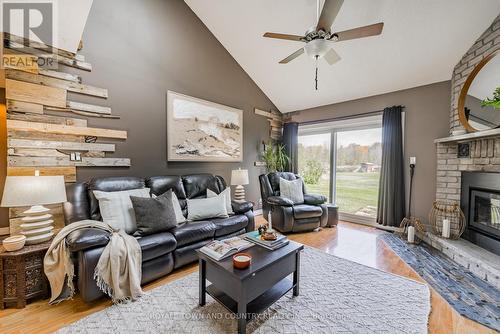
left=231, top=169, right=249, bottom=186
left=1, top=176, right=67, bottom=207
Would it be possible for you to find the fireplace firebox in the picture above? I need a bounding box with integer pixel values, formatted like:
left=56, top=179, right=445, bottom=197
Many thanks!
left=461, top=172, right=500, bottom=255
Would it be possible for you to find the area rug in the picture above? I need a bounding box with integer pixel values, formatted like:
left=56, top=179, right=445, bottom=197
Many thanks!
left=58, top=247, right=430, bottom=334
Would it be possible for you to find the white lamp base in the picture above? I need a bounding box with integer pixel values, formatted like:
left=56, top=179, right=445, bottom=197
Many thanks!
left=20, top=206, right=54, bottom=245
left=234, top=185, right=246, bottom=202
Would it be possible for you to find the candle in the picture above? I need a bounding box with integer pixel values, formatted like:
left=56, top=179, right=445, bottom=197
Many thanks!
left=407, top=226, right=415, bottom=243
left=442, top=219, right=450, bottom=238
left=268, top=212, right=274, bottom=232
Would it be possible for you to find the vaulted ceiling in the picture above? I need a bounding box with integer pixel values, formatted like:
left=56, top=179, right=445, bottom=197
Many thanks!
left=184, top=0, right=500, bottom=113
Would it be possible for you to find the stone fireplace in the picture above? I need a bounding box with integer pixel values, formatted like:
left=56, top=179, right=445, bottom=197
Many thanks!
left=429, top=15, right=500, bottom=288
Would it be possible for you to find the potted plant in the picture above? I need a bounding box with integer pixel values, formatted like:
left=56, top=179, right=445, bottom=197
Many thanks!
left=262, top=141, right=290, bottom=172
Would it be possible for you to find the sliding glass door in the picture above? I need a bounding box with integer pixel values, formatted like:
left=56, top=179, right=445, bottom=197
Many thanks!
left=298, top=116, right=383, bottom=223
left=335, top=128, right=382, bottom=220
left=297, top=133, right=331, bottom=201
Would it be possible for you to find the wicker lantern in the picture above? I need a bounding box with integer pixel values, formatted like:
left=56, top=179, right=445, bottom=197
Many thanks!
left=429, top=201, right=466, bottom=240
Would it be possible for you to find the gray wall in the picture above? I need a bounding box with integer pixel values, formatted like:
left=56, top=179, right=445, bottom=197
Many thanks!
left=288, top=81, right=451, bottom=222
left=66, top=0, right=276, bottom=205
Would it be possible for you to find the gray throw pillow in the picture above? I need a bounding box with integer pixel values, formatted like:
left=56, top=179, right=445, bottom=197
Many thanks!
left=279, top=178, right=304, bottom=204
left=130, top=190, right=177, bottom=236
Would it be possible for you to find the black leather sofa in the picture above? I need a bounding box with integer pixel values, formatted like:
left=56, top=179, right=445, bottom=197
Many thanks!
left=259, top=172, right=328, bottom=233
left=63, top=174, right=254, bottom=303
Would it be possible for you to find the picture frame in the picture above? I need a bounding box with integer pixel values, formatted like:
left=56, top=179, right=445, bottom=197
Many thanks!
left=167, top=91, right=243, bottom=162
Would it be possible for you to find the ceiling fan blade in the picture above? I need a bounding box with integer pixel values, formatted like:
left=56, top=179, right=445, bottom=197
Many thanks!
left=323, top=48, right=341, bottom=65
left=263, top=32, right=305, bottom=42
left=332, top=22, right=384, bottom=42
left=279, top=48, right=304, bottom=64
left=316, top=0, right=344, bottom=31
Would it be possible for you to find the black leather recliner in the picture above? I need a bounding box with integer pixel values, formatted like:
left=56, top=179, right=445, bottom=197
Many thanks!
left=259, top=172, right=328, bottom=233
left=63, top=174, right=254, bottom=303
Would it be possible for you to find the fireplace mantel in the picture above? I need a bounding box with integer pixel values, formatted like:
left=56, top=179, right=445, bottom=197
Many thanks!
left=435, top=128, right=500, bottom=144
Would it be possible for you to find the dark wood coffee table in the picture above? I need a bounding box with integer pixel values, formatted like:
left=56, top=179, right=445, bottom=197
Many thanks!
left=197, top=240, right=304, bottom=334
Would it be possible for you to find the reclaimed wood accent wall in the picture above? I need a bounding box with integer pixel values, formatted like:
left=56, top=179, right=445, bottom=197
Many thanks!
left=254, top=108, right=283, bottom=141
left=1, top=33, right=130, bottom=234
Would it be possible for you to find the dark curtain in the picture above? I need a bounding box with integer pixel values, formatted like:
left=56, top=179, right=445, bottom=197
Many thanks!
left=282, top=122, right=299, bottom=173
left=377, top=106, right=406, bottom=226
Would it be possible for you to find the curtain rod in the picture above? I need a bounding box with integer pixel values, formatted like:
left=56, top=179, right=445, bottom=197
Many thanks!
left=297, top=105, right=405, bottom=126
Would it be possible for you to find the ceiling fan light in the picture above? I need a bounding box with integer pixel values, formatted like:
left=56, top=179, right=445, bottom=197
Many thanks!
left=304, top=39, right=330, bottom=58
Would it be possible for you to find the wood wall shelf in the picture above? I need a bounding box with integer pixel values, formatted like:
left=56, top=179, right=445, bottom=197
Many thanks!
left=434, top=128, right=500, bottom=144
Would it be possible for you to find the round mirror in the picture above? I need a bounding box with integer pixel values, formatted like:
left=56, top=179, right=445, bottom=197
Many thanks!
left=458, top=51, right=500, bottom=132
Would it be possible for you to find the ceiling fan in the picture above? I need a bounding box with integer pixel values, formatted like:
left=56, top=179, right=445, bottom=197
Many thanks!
left=263, top=0, right=384, bottom=90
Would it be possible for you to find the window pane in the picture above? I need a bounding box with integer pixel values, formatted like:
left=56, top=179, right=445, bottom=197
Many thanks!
left=298, top=133, right=331, bottom=201
left=335, top=128, right=382, bottom=218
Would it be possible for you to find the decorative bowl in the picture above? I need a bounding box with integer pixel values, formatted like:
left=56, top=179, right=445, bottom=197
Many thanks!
left=262, top=231, right=278, bottom=241
left=233, top=253, right=252, bottom=269
left=2, top=235, right=26, bottom=252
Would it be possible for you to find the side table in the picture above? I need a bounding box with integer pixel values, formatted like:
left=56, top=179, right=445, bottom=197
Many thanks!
left=0, top=241, right=51, bottom=309
left=326, top=204, right=339, bottom=227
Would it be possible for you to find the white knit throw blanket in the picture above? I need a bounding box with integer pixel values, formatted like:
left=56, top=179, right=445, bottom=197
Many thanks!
left=44, top=220, right=143, bottom=304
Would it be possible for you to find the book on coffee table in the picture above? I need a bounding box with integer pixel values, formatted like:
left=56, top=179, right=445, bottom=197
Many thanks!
left=243, top=231, right=289, bottom=250
left=199, top=237, right=254, bottom=261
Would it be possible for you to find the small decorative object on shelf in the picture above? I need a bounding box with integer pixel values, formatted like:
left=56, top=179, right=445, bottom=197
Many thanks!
left=257, top=224, right=268, bottom=235
left=262, top=231, right=278, bottom=241
left=429, top=201, right=466, bottom=240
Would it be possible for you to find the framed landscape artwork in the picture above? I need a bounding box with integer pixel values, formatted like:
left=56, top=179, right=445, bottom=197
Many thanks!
left=167, top=91, right=243, bottom=162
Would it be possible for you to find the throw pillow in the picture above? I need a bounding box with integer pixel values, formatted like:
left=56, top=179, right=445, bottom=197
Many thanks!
left=130, top=191, right=177, bottom=236
left=187, top=195, right=228, bottom=221
left=152, top=190, right=186, bottom=224
left=171, top=191, right=187, bottom=224
left=207, top=188, right=234, bottom=214
left=93, top=188, right=151, bottom=234
left=279, top=178, right=304, bottom=204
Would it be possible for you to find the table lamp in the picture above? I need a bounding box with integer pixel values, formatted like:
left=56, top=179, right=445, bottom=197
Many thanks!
left=231, top=168, right=249, bottom=202
left=1, top=172, right=67, bottom=244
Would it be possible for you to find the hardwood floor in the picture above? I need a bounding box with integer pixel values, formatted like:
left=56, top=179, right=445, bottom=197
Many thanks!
left=0, top=218, right=495, bottom=334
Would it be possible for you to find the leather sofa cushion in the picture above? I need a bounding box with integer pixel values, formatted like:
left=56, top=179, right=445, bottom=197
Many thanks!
left=137, top=232, right=177, bottom=262
left=303, top=193, right=327, bottom=205
left=231, top=201, right=253, bottom=214
left=146, top=176, right=187, bottom=200
left=64, top=183, right=91, bottom=224
left=211, top=215, right=248, bottom=237
left=182, top=174, right=221, bottom=199
left=170, top=221, right=216, bottom=247
left=293, top=204, right=323, bottom=219
left=66, top=228, right=110, bottom=252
